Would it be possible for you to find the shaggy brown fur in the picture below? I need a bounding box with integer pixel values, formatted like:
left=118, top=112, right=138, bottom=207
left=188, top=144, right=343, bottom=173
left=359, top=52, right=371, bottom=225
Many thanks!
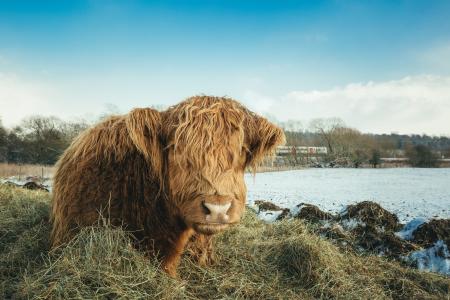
left=51, top=95, right=285, bottom=276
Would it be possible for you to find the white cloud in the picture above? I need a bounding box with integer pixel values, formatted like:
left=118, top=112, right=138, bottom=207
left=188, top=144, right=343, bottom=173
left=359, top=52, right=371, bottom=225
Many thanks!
left=0, top=72, right=108, bottom=127
left=2, top=72, right=450, bottom=136
left=246, top=75, right=450, bottom=135
left=241, top=90, right=276, bottom=113
left=0, top=72, right=57, bottom=126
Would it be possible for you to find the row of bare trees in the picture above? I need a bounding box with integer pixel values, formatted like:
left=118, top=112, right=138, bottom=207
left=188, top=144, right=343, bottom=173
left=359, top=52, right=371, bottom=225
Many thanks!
left=279, top=118, right=450, bottom=168
left=1, top=114, right=449, bottom=167
left=0, top=116, right=89, bottom=165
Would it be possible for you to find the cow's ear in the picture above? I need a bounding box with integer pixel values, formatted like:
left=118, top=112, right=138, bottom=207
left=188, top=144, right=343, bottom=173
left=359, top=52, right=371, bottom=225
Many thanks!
left=246, top=115, right=285, bottom=169
left=125, top=108, right=164, bottom=176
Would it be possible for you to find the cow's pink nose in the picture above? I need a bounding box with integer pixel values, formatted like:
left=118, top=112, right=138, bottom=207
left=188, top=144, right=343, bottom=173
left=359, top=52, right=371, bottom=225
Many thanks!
left=203, top=201, right=231, bottom=223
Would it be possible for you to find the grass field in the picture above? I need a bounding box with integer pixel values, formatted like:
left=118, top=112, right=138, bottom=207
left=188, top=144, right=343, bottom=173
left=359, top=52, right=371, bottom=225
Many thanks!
left=1, top=185, right=449, bottom=299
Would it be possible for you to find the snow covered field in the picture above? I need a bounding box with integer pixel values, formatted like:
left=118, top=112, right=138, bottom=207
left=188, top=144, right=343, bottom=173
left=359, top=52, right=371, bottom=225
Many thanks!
left=246, top=168, right=450, bottom=275
left=2, top=168, right=449, bottom=275
left=245, top=168, right=450, bottom=223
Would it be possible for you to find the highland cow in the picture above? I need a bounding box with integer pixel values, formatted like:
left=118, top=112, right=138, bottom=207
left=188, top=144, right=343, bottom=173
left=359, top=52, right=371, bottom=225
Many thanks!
left=51, top=95, right=285, bottom=276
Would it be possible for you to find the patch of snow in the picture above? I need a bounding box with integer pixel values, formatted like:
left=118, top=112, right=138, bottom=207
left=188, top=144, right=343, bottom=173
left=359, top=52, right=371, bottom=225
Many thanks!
left=290, top=203, right=304, bottom=217
left=258, top=210, right=283, bottom=222
left=338, top=206, right=349, bottom=216
left=395, top=217, right=427, bottom=240
left=408, top=240, right=450, bottom=275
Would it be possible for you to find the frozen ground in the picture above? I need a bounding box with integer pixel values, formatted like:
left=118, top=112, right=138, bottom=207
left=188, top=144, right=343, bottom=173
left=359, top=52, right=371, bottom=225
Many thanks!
left=246, top=168, right=450, bottom=276
left=246, top=168, right=450, bottom=223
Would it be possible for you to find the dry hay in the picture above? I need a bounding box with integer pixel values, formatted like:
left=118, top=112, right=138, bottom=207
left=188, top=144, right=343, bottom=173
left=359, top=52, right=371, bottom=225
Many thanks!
left=1, top=185, right=449, bottom=299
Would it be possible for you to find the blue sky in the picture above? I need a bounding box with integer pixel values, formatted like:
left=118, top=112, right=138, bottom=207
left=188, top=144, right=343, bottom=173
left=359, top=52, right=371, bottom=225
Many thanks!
left=1, top=0, right=450, bottom=135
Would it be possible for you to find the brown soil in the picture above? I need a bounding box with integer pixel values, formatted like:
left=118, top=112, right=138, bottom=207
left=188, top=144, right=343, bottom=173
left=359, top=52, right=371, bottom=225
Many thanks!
left=295, top=203, right=334, bottom=223
left=339, top=201, right=402, bottom=231
left=412, top=219, right=450, bottom=248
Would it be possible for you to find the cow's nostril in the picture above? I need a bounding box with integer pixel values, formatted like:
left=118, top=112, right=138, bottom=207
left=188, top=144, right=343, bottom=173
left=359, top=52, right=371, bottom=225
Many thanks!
left=201, top=201, right=211, bottom=215
left=203, top=202, right=232, bottom=217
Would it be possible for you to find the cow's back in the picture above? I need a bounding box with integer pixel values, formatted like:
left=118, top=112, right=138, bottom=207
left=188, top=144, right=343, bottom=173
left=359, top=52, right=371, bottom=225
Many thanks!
left=50, top=116, right=161, bottom=247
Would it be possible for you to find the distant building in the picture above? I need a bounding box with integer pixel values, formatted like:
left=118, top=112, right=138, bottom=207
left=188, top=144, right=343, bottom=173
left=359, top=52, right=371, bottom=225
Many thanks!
left=276, top=146, right=328, bottom=155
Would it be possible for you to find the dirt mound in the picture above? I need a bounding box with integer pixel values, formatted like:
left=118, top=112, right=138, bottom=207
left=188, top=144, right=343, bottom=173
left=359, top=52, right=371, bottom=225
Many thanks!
left=254, top=200, right=283, bottom=211
left=305, top=201, right=418, bottom=259
left=295, top=203, right=334, bottom=223
left=316, top=223, right=419, bottom=259
left=412, top=219, right=450, bottom=248
left=22, top=182, right=49, bottom=192
left=339, top=201, right=401, bottom=231
left=352, top=225, right=419, bottom=258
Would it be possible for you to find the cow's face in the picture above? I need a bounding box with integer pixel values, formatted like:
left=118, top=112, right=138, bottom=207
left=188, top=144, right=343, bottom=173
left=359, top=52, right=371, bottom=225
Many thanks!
left=162, top=96, right=285, bottom=235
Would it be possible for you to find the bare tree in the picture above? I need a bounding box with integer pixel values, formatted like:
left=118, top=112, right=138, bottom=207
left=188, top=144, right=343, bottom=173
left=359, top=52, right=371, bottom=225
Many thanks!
left=308, top=118, right=345, bottom=154
left=406, top=144, right=439, bottom=167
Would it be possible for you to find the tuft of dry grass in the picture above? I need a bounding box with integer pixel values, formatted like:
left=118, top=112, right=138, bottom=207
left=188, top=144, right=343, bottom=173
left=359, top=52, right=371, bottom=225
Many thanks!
left=20, top=227, right=187, bottom=299
left=0, top=163, right=55, bottom=179
left=1, top=185, right=449, bottom=299
left=0, top=185, right=51, bottom=299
